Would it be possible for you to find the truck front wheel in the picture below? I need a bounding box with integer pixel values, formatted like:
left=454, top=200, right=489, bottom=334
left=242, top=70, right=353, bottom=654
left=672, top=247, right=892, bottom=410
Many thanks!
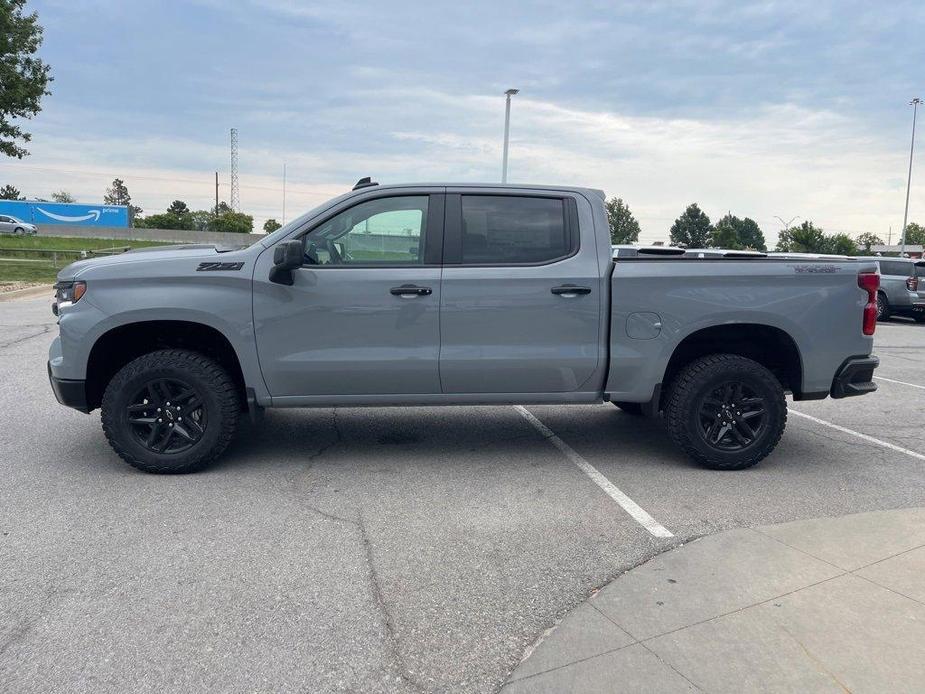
left=665, top=354, right=786, bottom=470
left=100, top=349, right=240, bottom=473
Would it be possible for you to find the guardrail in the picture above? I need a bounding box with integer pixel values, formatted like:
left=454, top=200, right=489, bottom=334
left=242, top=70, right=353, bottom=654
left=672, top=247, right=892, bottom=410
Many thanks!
left=0, top=246, right=134, bottom=268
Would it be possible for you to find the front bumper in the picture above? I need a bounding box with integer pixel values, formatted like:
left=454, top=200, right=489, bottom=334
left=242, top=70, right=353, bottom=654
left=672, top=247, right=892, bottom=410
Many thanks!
left=48, top=361, right=89, bottom=413
left=830, top=356, right=879, bottom=399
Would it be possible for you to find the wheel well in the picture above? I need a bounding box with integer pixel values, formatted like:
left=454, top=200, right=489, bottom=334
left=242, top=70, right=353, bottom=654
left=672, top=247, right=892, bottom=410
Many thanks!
left=661, top=324, right=802, bottom=404
left=85, top=321, right=247, bottom=411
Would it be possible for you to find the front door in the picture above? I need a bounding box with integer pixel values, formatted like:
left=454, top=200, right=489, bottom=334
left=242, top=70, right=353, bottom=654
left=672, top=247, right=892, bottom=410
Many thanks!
left=253, top=191, right=444, bottom=399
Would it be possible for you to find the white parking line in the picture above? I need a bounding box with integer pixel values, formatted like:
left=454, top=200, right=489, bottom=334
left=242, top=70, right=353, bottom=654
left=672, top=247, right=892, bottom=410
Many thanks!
left=513, top=405, right=674, bottom=538
left=790, top=409, right=925, bottom=462
left=875, top=375, right=925, bottom=391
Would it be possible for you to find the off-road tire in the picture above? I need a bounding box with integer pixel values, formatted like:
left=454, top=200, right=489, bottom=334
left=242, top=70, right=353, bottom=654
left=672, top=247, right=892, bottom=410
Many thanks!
left=612, top=401, right=644, bottom=416
left=101, top=349, right=240, bottom=473
left=665, top=354, right=786, bottom=471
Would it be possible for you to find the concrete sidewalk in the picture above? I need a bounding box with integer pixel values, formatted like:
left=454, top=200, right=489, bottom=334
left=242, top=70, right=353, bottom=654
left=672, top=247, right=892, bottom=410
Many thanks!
left=504, top=508, right=925, bottom=693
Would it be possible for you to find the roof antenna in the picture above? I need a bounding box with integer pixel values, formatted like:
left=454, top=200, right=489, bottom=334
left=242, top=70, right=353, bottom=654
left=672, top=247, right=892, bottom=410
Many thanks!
left=353, top=177, right=378, bottom=191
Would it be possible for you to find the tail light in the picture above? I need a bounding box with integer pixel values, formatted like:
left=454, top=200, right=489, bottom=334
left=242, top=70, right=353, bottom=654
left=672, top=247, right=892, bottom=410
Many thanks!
left=858, top=272, right=879, bottom=336
left=907, top=276, right=919, bottom=291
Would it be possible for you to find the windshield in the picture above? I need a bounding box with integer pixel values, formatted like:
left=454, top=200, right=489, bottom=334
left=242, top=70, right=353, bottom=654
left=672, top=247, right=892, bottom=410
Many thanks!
left=257, top=189, right=357, bottom=247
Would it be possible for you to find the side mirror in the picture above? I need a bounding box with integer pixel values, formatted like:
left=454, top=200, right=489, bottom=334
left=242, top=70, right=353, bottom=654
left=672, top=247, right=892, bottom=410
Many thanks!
left=269, top=239, right=303, bottom=285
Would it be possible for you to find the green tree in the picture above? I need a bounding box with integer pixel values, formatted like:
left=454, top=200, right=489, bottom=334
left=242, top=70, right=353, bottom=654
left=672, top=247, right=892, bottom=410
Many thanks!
left=0, top=1, right=53, bottom=158
left=709, top=214, right=743, bottom=250
left=166, top=200, right=189, bottom=215
left=263, top=218, right=282, bottom=234
left=211, top=211, right=253, bottom=234
left=190, top=210, right=214, bottom=231
left=0, top=183, right=24, bottom=199
left=50, top=190, right=75, bottom=203
left=856, top=232, right=883, bottom=252
left=709, top=214, right=767, bottom=251
left=736, top=217, right=766, bottom=251
left=135, top=212, right=191, bottom=230
left=822, top=233, right=858, bottom=256
left=104, top=178, right=142, bottom=220
left=902, top=222, right=925, bottom=245
left=605, top=198, right=641, bottom=244
left=776, top=221, right=826, bottom=253
left=669, top=203, right=712, bottom=248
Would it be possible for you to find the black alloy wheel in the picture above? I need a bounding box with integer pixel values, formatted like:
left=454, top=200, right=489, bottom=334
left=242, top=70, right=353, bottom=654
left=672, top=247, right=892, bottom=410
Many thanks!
left=697, top=382, right=767, bottom=451
left=126, top=377, right=206, bottom=454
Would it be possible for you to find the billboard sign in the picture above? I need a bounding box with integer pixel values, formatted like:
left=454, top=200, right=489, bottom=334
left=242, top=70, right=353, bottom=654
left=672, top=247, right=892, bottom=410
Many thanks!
left=0, top=200, right=130, bottom=227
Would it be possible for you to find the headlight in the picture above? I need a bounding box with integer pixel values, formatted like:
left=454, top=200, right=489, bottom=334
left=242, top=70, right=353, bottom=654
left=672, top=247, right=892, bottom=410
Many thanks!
left=53, top=281, right=86, bottom=314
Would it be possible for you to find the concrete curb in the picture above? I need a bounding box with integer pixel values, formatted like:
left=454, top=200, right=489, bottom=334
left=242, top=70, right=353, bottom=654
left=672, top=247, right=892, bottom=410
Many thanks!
left=0, top=284, right=54, bottom=302
left=505, top=508, right=925, bottom=692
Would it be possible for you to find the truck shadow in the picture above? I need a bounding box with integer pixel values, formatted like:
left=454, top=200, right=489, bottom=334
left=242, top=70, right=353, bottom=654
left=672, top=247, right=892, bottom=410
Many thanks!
left=216, top=405, right=694, bottom=474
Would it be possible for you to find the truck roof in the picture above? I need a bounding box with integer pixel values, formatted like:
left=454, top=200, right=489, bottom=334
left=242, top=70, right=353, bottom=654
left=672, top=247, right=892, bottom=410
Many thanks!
left=352, top=181, right=606, bottom=198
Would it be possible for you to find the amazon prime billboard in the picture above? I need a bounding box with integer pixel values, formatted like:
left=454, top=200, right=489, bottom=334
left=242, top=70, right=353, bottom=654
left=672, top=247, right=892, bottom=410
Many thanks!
left=0, top=200, right=130, bottom=227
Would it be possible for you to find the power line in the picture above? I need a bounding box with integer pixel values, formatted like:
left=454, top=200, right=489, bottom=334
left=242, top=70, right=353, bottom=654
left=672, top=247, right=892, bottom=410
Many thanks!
left=0, top=162, right=332, bottom=197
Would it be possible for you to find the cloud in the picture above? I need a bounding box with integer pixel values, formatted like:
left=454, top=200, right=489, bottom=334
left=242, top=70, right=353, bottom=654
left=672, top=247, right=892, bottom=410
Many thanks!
left=6, top=0, right=923, bottom=239
left=4, top=85, right=917, bottom=241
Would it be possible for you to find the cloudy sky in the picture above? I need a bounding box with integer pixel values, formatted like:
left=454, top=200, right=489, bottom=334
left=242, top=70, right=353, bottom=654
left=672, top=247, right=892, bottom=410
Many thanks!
left=2, top=0, right=925, bottom=242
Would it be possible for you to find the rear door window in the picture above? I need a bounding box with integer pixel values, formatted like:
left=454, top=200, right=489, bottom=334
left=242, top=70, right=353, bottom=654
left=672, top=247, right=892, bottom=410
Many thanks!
left=459, top=195, right=572, bottom=265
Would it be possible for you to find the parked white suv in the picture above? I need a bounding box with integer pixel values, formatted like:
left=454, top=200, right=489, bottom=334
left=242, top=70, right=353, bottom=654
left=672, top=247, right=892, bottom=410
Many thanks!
left=0, top=215, right=38, bottom=235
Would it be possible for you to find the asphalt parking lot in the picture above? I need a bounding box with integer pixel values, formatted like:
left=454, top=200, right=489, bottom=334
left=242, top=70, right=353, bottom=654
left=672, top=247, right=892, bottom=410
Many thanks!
left=2, top=295, right=925, bottom=693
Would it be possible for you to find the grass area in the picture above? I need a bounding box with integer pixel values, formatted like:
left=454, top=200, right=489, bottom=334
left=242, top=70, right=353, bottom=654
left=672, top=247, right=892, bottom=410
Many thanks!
left=0, top=235, right=178, bottom=285
left=0, top=260, right=59, bottom=285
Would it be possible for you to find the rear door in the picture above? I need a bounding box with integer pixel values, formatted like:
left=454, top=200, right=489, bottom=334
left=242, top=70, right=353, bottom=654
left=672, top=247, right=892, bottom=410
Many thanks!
left=438, top=189, right=602, bottom=394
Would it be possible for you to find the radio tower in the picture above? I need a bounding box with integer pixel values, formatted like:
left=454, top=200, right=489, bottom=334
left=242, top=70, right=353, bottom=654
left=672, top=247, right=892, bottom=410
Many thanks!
left=230, top=128, right=240, bottom=212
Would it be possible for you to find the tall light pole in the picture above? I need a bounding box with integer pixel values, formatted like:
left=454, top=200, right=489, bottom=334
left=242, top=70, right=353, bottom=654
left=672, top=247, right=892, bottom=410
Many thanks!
left=900, top=97, right=922, bottom=255
left=501, top=88, right=519, bottom=183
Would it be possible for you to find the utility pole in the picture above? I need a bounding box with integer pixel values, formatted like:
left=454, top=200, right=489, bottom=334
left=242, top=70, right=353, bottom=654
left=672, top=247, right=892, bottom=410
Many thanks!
left=501, top=88, right=519, bottom=183
left=214, top=172, right=219, bottom=215
left=900, top=98, right=922, bottom=256
left=282, top=163, right=287, bottom=225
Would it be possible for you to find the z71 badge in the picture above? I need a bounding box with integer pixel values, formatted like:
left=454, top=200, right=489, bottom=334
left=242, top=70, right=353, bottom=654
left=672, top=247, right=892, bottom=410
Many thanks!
left=197, top=262, right=245, bottom=272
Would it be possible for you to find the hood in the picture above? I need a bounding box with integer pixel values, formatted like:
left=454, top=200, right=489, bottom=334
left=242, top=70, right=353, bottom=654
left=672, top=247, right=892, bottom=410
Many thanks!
left=56, top=243, right=248, bottom=280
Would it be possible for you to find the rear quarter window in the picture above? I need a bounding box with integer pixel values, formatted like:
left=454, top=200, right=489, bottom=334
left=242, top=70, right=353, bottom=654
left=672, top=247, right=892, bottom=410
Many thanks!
left=879, top=260, right=913, bottom=277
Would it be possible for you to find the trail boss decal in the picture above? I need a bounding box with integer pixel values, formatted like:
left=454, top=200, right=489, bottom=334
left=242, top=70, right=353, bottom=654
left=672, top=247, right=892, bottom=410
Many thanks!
left=197, top=261, right=245, bottom=272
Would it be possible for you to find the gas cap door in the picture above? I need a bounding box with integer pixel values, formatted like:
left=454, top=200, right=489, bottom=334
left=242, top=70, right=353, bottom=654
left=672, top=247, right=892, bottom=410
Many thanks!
left=626, top=312, right=662, bottom=340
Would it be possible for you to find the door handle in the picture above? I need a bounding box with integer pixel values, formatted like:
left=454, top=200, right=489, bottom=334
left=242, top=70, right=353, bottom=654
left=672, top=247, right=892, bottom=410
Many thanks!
left=551, top=284, right=591, bottom=296
left=390, top=284, right=432, bottom=297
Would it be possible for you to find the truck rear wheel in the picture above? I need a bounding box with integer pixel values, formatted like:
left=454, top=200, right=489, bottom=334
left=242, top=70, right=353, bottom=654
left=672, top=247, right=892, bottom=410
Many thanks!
left=665, top=354, right=786, bottom=470
left=101, top=349, right=240, bottom=473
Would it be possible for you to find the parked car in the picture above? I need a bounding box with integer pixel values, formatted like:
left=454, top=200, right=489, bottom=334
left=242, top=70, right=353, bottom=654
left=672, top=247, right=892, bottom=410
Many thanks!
left=48, top=180, right=879, bottom=474
left=0, top=215, right=37, bottom=235
left=855, top=256, right=925, bottom=321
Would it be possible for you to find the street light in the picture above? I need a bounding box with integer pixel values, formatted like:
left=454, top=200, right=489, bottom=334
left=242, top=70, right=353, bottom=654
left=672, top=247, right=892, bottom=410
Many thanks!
left=900, top=97, right=922, bottom=255
left=501, top=88, right=519, bottom=183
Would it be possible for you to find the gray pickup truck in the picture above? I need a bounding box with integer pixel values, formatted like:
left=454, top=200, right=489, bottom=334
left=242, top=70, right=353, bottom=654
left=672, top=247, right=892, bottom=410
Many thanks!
left=48, top=180, right=880, bottom=474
